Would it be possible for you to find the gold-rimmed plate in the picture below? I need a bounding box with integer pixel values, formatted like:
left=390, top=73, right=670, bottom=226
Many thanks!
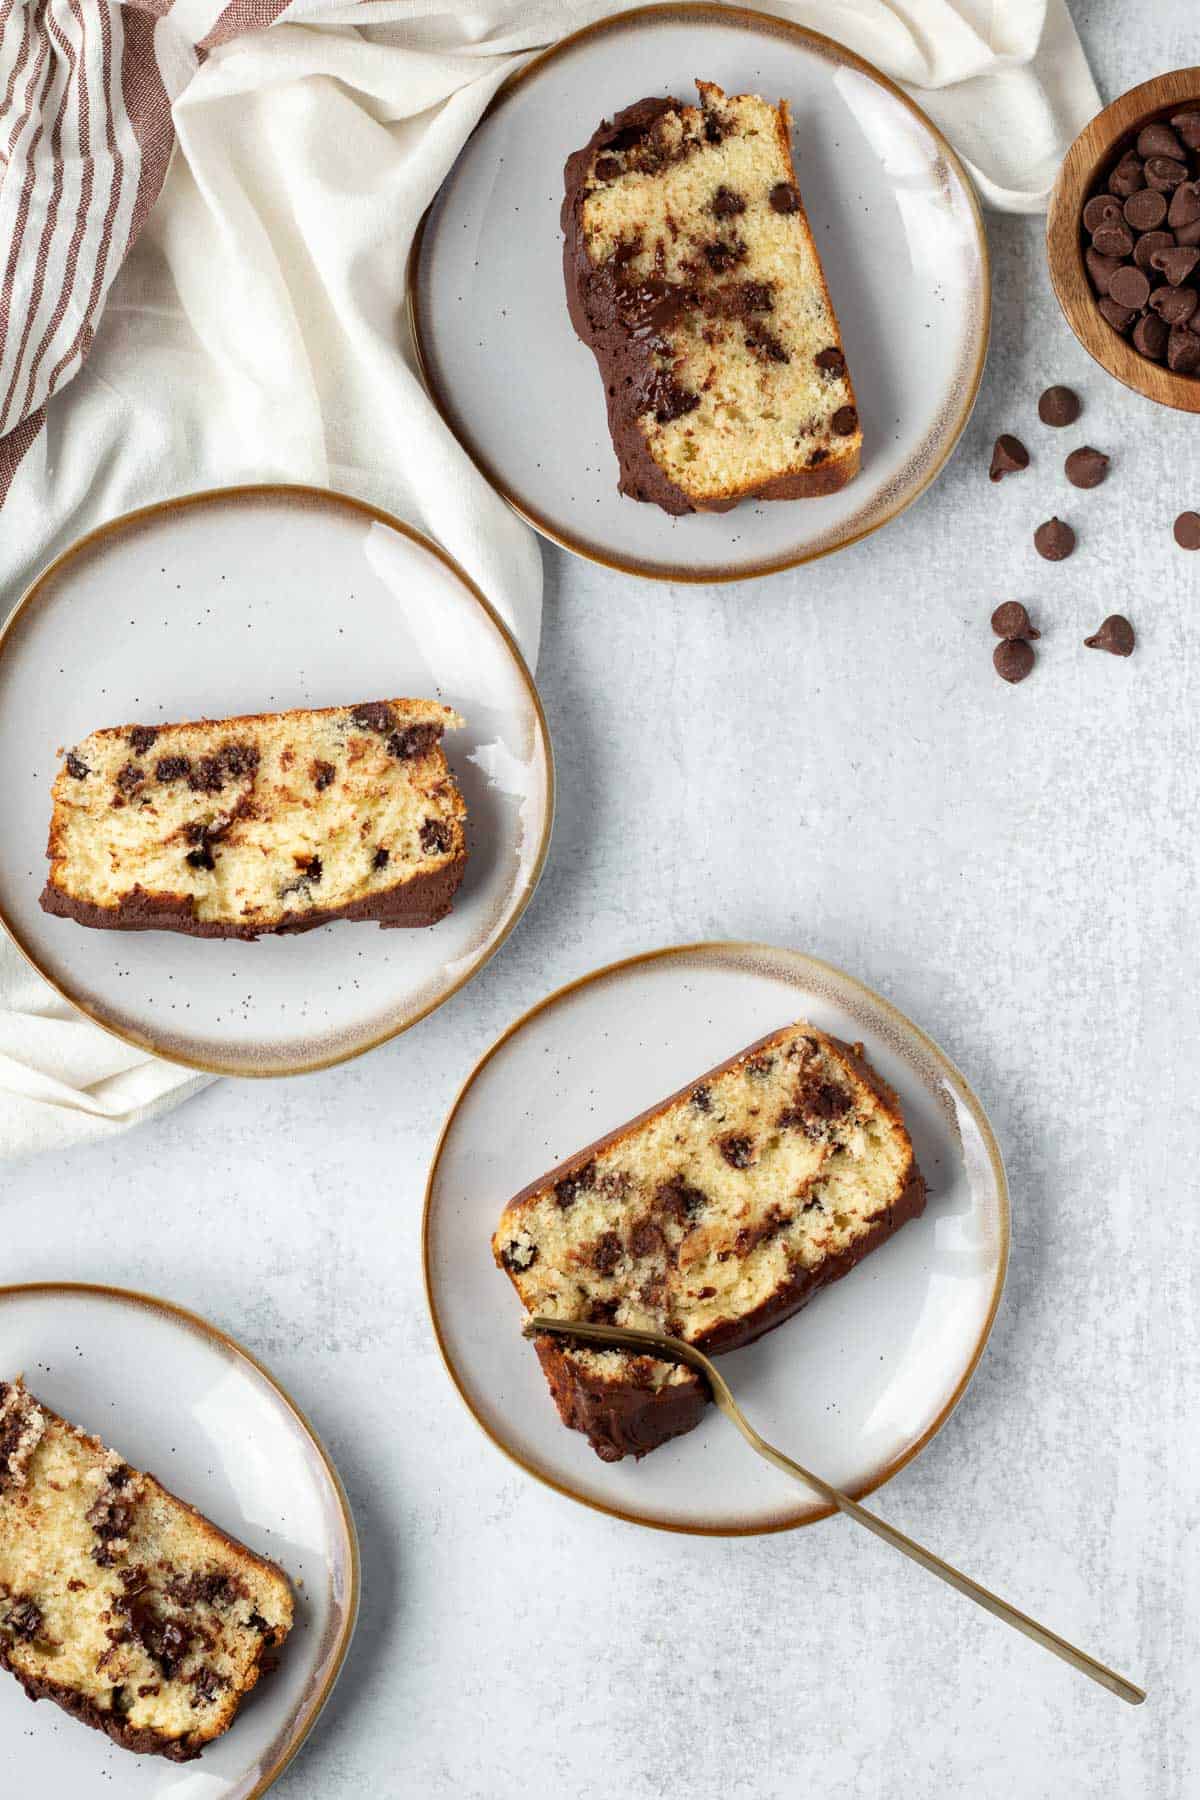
left=410, top=2, right=990, bottom=583
left=424, top=943, right=1008, bottom=1535
left=0, top=486, right=553, bottom=1077
left=0, top=1282, right=358, bottom=1797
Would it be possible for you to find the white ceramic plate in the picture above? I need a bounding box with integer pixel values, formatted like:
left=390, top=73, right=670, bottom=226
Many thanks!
left=411, top=2, right=990, bottom=582
left=425, top=944, right=1008, bottom=1534
left=0, top=1283, right=358, bottom=1798
left=0, top=486, right=552, bottom=1076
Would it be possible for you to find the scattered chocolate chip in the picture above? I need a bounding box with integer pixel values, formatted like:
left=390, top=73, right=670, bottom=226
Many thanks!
left=1150, top=282, right=1198, bottom=324
left=115, top=762, right=144, bottom=795
left=988, top=433, right=1029, bottom=481
left=1034, top=516, right=1075, bottom=561
left=718, top=1134, right=753, bottom=1169
left=712, top=184, right=745, bottom=216
left=65, top=751, right=90, bottom=779
left=554, top=1163, right=595, bottom=1210
left=420, top=818, right=452, bottom=855
left=769, top=181, right=800, bottom=213
left=593, top=155, right=620, bottom=182
left=189, top=755, right=225, bottom=794
left=372, top=846, right=389, bottom=870
left=1151, top=243, right=1200, bottom=286
left=1097, top=297, right=1136, bottom=334
left=3, top=1599, right=43, bottom=1641
left=1065, top=446, right=1109, bottom=488
left=1123, top=187, right=1168, bottom=231
left=1038, top=385, right=1081, bottom=427
left=993, top=639, right=1035, bottom=683
left=990, top=601, right=1039, bottom=640
left=629, top=1217, right=665, bottom=1260
left=301, top=855, right=322, bottom=882
left=831, top=405, right=858, bottom=436
left=1146, top=155, right=1188, bottom=193
left=745, top=324, right=789, bottom=364
left=1107, top=152, right=1145, bottom=198
left=185, top=846, right=215, bottom=871
left=1108, top=264, right=1150, bottom=310
left=221, top=740, right=259, bottom=780
left=590, top=1231, right=623, bottom=1276
left=155, top=754, right=190, bottom=782
left=730, top=280, right=773, bottom=315
left=1134, top=229, right=1175, bottom=272
left=690, top=1084, right=712, bottom=1112
left=1085, top=248, right=1122, bottom=295
left=190, top=1667, right=229, bottom=1706
left=588, top=1298, right=621, bottom=1324
left=1084, top=614, right=1135, bottom=656
left=1139, top=123, right=1184, bottom=161
left=745, top=1052, right=775, bottom=1078
left=128, top=1597, right=191, bottom=1680
left=1083, top=194, right=1124, bottom=233
left=127, top=726, right=158, bottom=755
left=655, top=1177, right=707, bottom=1224
left=1173, top=112, right=1200, bottom=152
left=703, top=237, right=746, bottom=273
left=1169, top=179, right=1200, bottom=228
left=386, top=722, right=440, bottom=761
left=500, top=1240, right=536, bottom=1274
left=350, top=701, right=396, bottom=734
left=1168, top=324, right=1200, bottom=371
left=1133, top=311, right=1170, bottom=359
left=1174, top=510, right=1200, bottom=548
left=1092, top=222, right=1134, bottom=259
left=311, top=759, right=335, bottom=790
left=814, top=346, right=845, bottom=375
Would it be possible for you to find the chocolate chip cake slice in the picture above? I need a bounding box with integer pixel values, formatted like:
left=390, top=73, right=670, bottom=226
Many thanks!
left=563, top=80, right=860, bottom=515
left=494, top=1024, right=925, bottom=1462
left=0, top=1378, right=292, bottom=1761
left=40, top=699, right=467, bottom=939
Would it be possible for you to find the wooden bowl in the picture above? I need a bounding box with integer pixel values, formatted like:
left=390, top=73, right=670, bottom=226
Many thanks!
left=1048, top=68, right=1200, bottom=412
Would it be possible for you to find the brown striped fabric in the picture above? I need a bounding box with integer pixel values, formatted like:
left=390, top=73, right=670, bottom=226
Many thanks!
left=0, top=0, right=294, bottom=505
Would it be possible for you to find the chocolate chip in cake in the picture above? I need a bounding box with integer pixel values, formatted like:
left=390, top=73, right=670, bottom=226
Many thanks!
left=351, top=701, right=397, bottom=734
left=1084, top=614, right=1135, bottom=656
left=1034, top=517, right=1075, bottom=561
left=155, top=754, right=190, bottom=782
left=168, top=1571, right=237, bottom=1609
left=690, top=1084, right=712, bottom=1112
left=221, top=740, right=260, bottom=780
left=832, top=406, right=858, bottom=436
left=727, top=280, right=773, bottom=316
left=1065, top=446, right=1109, bottom=489
left=127, top=726, right=158, bottom=755
left=372, top=846, right=390, bottom=870
left=640, top=371, right=700, bottom=424
left=629, top=1217, right=665, bottom=1260
left=500, top=1240, right=537, bottom=1274
left=712, top=184, right=745, bottom=216
left=588, top=1297, right=621, bottom=1324
left=1038, top=385, right=1081, bottom=427
left=993, top=638, right=1036, bottom=684
left=190, top=1667, right=229, bottom=1706
left=554, top=1162, right=595, bottom=1209
left=3, top=1599, right=43, bottom=1641
left=301, top=854, right=322, bottom=882
left=746, top=1052, right=776, bottom=1078
left=593, top=155, right=620, bottom=182
left=420, top=818, right=453, bottom=854
left=128, top=1595, right=192, bottom=1680
left=815, top=346, right=845, bottom=376
left=185, top=846, right=215, bottom=871
left=311, top=759, right=336, bottom=791
left=114, top=761, right=145, bottom=795
left=988, top=434, right=1029, bottom=481
left=65, top=751, right=90, bottom=779
left=656, top=1177, right=708, bottom=1225
left=745, top=325, right=789, bottom=364
left=1174, top=510, right=1200, bottom=548
left=990, top=601, right=1039, bottom=640
left=590, top=1231, right=623, bottom=1275
left=189, top=755, right=226, bottom=794
left=769, top=181, right=800, bottom=213
left=719, top=1134, right=754, bottom=1169
left=386, top=722, right=441, bottom=761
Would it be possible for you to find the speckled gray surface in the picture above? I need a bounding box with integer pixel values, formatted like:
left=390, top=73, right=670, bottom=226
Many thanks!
left=3, top=3, right=1198, bottom=1793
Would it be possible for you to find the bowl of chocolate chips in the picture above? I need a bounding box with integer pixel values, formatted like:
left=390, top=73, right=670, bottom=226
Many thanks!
left=1048, top=69, right=1200, bottom=410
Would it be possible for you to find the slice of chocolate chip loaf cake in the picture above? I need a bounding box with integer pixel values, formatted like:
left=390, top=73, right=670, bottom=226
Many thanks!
left=0, top=1377, right=292, bottom=1761
left=562, top=80, right=860, bottom=515
left=494, top=1024, right=925, bottom=1462
left=40, top=699, right=467, bottom=939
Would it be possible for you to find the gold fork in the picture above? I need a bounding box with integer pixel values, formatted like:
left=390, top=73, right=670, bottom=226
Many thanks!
left=526, top=1316, right=1145, bottom=1706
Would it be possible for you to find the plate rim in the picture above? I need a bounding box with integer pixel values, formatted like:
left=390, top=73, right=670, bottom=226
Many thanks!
left=0, top=481, right=556, bottom=1079
left=422, top=940, right=1011, bottom=1536
left=0, top=1278, right=361, bottom=1798
left=407, top=0, right=992, bottom=585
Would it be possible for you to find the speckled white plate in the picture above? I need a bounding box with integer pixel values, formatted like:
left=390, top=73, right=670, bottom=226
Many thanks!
left=411, top=2, right=990, bottom=582
left=0, top=1282, right=358, bottom=1798
left=424, top=944, right=1008, bottom=1534
left=0, top=486, right=553, bottom=1076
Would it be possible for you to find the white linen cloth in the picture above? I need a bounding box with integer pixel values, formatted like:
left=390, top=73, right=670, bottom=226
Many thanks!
left=0, top=0, right=1099, bottom=1163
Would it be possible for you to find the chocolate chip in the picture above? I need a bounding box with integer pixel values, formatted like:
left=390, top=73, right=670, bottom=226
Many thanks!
left=593, top=155, right=620, bottom=182
left=1133, top=312, right=1170, bottom=359
left=1151, top=243, right=1200, bottom=286
left=500, top=1240, right=536, bottom=1274
left=1146, top=156, right=1188, bottom=192
left=350, top=701, right=396, bottom=734
left=115, top=762, right=144, bottom=795
left=190, top=1667, right=228, bottom=1706
left=690, top=1084, right=712, bottom=1112
left=993, top=639, right=1035, bottom=683
left=311, top=759, right=335, bottom=791
left=128, top=726, right=158, bottom=755
left=712, top=185, right=745, bottom=216
left=554, top=1163, right=595, bottom=1210
left=729, top=281, right=773, bottom=315
left=745, top=1052, right=775, bottom=1078
left=386, top=722, right=441, bottom=760
left=65, top=750, right=90, bottom=779
left=1085, top=248, right=1122, bottom=296
left=1172, top=111, right=1200, bottom=152
left=656, top=1178, right=707, bottom=1224
left=420, top=818, right=452, bottom=855
left=1150, top=282, right=1198, bottom=324
left=989, top=434, right=1029, bottom=481
left=640, top=370, right=700, bottom=423
left=1169, top=180, right=1200, bottom=229
left=590, top=1231, right=623, bottom=1275
left=155, top=754, right=190, bottom=782
left=302, top=855, right=322, bottom=882
left=1138, top=123, right=1184, bottom=160
left=1176, top=216, right=1200, bottom=249
left=1034, top=517, right=1075, bottom=561
left=190, top=755, right=225, bottom=794
left=629, top=1217, right=665, bottom=1260
left=1134, top=229, right=1175, bottom=272
left=1108, top=153, right=1145, bottom=198
left=814, top=346, right=845, bottom=375
left=831, top=406, right=858, bottom=436
left=703, top=238, right=746, bottom=273
left=1168, top=324, right=1200, bottom=372
left=221, top=740, right=259, bottom=779
left=185, top=846, right=215, bottom=871
left=4, top=1599, right=43, bottom=1641
left=372, top=846, right=389, bottom=870
left=1123, top=187, right=1168, bottom=231
left=588, top=1297, right=621, bottom=1324
left=1174, top=510, right=1200, bottom=548
left=990, top=601, right=1039, bottom=640
left=1083, top=194, right=1124, bottom=233
left=1084, top=614, right=1135, bottom=656
left=1065, top=446, right=1109, bottom=488
left=1092, top=223, right=1134, bottom=258
left=718, top=1134, right=753, bottom=1169
left=769, top=181, right=800, bottom=213
left=1097, top=297, right=1136, bottom=334
left=745, top=325, right=789, bottom=364
left=1108, top=264, right=1150, bottom=310
left=1038, top=385, right=1080, bottom=427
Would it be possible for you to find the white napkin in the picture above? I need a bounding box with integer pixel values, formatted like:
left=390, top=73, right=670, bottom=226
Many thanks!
left=0, top=0, right=1099, bottom=1164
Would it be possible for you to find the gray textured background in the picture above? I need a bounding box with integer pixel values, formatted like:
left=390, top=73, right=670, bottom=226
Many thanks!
left=5, top=2, right=1198, bottom=1794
